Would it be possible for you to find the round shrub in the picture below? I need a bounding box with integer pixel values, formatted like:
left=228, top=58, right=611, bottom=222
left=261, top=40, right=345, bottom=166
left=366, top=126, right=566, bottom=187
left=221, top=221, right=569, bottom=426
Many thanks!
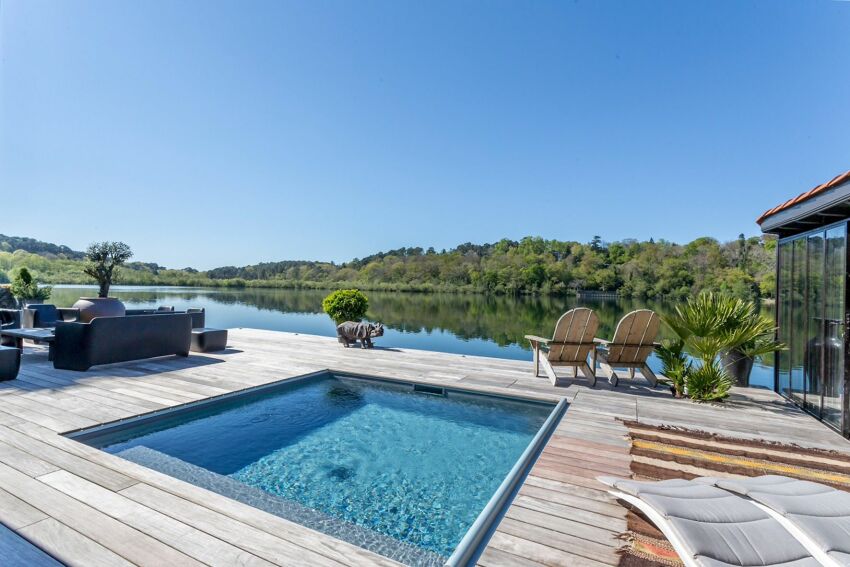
left=322, top=289, right=369, bottom=323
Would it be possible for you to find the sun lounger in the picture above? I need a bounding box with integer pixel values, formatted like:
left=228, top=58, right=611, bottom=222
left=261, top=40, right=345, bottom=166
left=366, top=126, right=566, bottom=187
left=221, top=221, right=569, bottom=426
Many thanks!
left=597, top=476, right=819, bottom=567
left=525, top=308, right=599, bottom=387
left=696, top=475, right=850, bottom=567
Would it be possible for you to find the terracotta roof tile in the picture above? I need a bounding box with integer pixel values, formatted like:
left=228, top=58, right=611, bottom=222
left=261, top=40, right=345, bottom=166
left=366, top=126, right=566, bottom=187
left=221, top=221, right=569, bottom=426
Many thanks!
left=757, top=169, right=850, bottom=225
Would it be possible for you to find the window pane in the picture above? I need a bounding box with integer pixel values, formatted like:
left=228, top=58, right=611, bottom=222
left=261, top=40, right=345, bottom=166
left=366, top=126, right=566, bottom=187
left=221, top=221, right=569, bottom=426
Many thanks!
left=777, top=240, right=793, bottom=397
left=805, top=232, right=824, bottom=414
left=823, top=224, right=846, bottom=429
left=790, top=237, right=807, bottom=405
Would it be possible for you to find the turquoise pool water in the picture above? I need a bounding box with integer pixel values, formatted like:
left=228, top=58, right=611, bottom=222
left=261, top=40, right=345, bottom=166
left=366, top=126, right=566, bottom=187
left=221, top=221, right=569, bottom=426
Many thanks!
left=77, top=374, right=555, bottom=565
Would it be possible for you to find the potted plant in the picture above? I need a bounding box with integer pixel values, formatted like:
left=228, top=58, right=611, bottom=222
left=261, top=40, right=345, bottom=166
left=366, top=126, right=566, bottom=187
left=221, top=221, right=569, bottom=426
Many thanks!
left=660, top=292, right=784, bottom=400
left=9, top=267, right=52, bottom=307
left=719, top=309, right=783, bottom=386
left=73, top=241, right=133, bottom=322
left=322, top=289, right=369, bottom=324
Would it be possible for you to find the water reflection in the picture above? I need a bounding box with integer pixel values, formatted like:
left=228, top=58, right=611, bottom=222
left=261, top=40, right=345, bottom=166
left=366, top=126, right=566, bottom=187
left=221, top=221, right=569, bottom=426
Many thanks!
left=50, top=286, right=776, bottom=389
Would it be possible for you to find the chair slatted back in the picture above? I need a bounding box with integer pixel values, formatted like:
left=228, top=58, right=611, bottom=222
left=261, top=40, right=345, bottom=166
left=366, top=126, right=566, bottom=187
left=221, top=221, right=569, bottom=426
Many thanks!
left=547, top=308, right=599, bottom=364
left=606, top=310, right=660, bottom=364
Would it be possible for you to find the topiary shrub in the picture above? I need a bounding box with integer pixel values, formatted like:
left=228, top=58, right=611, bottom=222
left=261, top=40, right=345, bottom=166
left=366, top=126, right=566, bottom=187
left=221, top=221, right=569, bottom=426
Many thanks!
left=10, top=267, right=51, bottom=303
left=322, top=289, right=369, bottom=324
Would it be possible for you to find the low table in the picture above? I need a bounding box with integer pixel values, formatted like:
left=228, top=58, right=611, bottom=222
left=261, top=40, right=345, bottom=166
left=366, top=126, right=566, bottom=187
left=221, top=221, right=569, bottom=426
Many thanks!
left=190, top=328, right=227, bottom=353
left=0, top=328, right=56, bottom=360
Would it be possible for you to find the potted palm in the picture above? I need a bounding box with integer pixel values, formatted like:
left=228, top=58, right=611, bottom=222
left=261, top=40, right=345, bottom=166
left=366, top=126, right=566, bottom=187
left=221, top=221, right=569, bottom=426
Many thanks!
left=661, top=292, right=784, bottom=400
left=73, top=241, right=133, bottom=322
left=718, top=304, right=783, bottom=386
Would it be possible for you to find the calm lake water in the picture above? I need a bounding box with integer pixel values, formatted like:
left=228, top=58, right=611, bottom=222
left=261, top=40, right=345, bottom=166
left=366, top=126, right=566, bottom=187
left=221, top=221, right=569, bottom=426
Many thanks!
left=51, top=285, right=776, bottom=389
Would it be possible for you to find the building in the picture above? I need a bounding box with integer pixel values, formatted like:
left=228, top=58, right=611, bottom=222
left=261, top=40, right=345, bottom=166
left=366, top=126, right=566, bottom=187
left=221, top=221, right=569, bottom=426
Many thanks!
left=758, top=169, right=850, bottom=436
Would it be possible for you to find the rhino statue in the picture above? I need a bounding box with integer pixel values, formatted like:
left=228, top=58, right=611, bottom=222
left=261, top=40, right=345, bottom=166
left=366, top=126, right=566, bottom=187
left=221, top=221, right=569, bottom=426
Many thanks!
left=336, top=321, right=384, bottom=348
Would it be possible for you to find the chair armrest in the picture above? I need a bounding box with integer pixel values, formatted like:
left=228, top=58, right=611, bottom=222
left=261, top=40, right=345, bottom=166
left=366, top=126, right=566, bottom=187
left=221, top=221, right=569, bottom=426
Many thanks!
left=524, top=335, right=551, bottom=345
left=57, top=308, right=81, bottom=323
left=593, top=337, right=610, bottom=346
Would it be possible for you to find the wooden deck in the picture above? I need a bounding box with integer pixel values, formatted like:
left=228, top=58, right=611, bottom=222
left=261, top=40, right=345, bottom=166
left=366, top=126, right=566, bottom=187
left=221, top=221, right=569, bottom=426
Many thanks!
left=0, top=328, right=847, bottom=567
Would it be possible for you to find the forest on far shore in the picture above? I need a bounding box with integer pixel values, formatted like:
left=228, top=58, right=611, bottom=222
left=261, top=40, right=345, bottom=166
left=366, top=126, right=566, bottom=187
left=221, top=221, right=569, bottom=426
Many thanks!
left=0, top=233, right=776, bottom=301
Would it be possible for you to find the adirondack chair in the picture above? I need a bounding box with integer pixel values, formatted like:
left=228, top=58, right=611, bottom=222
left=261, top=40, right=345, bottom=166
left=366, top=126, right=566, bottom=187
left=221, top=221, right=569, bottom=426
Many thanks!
left=595, top=309, right=660, bottom=387
left=524, top=308, right=600, bottom=387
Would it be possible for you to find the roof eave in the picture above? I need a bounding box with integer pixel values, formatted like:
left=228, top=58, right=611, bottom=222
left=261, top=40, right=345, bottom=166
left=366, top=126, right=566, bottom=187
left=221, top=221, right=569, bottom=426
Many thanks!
left=759, top=179, right=850, bottom=235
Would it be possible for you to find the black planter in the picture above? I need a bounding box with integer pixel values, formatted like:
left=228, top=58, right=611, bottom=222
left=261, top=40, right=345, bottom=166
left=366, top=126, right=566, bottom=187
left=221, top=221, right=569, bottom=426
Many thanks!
left=721, top=349, right=754, bottom=387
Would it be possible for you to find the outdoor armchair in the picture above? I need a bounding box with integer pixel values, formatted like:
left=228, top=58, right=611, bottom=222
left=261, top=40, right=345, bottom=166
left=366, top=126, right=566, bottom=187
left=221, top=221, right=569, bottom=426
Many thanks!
left=525, top=307, right=599, bottom=387
left=594, top=309, right=660, bottom=387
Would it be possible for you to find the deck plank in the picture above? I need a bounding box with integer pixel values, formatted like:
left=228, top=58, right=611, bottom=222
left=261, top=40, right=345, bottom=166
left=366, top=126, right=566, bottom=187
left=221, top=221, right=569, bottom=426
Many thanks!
left=0, top=328, right=845, bottom=567
left=18, top=518, right=133, bottom=567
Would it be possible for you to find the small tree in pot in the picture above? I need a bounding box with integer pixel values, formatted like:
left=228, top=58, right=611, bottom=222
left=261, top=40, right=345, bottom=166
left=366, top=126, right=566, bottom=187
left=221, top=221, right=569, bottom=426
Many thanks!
left=84, top=241, right=133, bottom=298
left=74, top=241, right=133, bottom=322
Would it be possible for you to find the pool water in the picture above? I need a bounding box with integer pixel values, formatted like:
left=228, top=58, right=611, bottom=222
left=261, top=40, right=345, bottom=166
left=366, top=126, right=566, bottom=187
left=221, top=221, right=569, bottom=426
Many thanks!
left=76, top=374, right=555, bottom=565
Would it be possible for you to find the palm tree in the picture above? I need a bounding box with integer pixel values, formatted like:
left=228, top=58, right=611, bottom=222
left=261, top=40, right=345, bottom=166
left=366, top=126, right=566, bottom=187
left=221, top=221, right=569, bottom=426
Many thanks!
left=662, top=292, right=783, bottom=401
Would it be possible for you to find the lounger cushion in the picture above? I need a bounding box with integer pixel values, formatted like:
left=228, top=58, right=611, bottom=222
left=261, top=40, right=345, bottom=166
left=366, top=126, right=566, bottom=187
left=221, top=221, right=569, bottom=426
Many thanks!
left=699, top=475, right=850, bottom=566
left=598, top=476, right=819, bottom=567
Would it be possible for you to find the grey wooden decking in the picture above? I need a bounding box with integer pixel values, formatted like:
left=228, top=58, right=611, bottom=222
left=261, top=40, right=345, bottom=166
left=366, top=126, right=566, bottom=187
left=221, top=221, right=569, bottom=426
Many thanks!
left=0, top=328, right=847, bottom=567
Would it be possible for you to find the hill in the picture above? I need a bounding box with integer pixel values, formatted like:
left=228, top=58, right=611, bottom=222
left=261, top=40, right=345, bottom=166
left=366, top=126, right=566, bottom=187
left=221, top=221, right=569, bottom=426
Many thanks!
left=0, top=234, right=85, bottom=260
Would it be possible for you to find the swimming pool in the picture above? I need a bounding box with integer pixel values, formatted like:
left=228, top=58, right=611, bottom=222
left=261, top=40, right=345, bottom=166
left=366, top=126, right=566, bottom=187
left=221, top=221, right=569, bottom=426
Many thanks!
left=69, top=372, right=563, bottom=566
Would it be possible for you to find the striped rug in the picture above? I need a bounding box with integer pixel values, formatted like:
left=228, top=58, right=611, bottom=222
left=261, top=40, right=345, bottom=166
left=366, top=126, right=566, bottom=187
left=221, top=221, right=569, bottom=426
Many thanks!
left=615, top=420, right=850, bottom=566
left=623, top=420, right=850, bottom=490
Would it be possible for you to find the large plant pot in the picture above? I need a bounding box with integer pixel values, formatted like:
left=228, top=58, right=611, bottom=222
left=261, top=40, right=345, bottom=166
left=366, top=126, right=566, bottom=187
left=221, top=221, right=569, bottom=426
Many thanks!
left=721, top=349, right=754, bottom=387
left=72, top=297, right=126, bottom=323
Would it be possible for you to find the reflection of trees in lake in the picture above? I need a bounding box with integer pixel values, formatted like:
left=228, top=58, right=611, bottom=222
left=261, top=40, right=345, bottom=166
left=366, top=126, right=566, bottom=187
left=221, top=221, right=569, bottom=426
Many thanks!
left=50, top=286, right=774, bottom=354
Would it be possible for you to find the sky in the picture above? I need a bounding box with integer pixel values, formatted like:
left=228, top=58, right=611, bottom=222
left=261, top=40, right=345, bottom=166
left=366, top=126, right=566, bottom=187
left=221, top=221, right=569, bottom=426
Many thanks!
left=1, top=1, right=849, bottom=270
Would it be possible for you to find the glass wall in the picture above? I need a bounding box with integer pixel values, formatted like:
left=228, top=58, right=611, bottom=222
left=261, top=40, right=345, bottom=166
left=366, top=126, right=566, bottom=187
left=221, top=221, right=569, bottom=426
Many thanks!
left=776, top=222, right=846, bottom=434
left=823, top=226, right=846, bottom=429
left=790, top=237, right=807, bottom=406
left=777, top=241, right=792, bottom=396
left=805, top=232, right=824, bottom=414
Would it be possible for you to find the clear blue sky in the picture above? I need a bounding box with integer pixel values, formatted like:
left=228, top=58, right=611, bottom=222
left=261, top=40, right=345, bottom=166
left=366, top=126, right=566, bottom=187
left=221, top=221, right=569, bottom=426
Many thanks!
left=1, top=0, right=849, bottom=269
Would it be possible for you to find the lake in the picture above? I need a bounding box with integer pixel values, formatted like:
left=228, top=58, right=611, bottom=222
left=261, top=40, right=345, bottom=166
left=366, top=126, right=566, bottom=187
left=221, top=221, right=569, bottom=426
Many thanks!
left=50, top=285, right=776, bottom=389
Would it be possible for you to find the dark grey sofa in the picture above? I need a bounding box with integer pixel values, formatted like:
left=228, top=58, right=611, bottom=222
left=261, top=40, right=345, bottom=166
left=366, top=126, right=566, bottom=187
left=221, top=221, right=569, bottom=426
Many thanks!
left=0, top=309, right=20, bottom=347
left=125, top=307, right=205, bottom=328
left=53, top=313, right=192, bottom=371
left=0, top=346, right=20, bottom=380
left=22, top=304, right=80, bottom=328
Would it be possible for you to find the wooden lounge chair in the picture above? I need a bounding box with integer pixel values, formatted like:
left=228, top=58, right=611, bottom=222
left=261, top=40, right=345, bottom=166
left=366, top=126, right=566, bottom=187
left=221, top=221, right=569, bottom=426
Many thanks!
left=524, top=308, right=599, bottom=387
left=595, top=309, right=660, bottom=387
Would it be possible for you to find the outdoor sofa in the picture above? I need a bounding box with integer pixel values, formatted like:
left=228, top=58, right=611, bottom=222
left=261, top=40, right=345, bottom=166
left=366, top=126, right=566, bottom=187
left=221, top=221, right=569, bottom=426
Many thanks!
left=53, top=313, right=192, bottom=371
left=0, top=309, right=20, bottom=347
left=126, top=307, right=205, bottom=328
left=0, top=345, right=20, bottom=381
left=22, top=304, right=80, bottom=328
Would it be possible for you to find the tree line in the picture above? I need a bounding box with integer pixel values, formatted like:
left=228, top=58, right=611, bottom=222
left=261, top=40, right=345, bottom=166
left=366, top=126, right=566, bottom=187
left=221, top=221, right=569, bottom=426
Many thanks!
left=0, top=233, right=776, bottom=300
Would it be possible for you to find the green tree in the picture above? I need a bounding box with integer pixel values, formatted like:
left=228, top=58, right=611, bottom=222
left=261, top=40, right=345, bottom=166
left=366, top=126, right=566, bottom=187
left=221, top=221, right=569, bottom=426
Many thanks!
left=83, top=241, right=134, bottom=298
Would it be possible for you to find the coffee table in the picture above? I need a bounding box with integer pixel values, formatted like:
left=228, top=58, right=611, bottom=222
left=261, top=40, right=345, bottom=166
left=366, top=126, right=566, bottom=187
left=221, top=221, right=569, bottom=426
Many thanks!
left=0, top=328, right=56, bottom=361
